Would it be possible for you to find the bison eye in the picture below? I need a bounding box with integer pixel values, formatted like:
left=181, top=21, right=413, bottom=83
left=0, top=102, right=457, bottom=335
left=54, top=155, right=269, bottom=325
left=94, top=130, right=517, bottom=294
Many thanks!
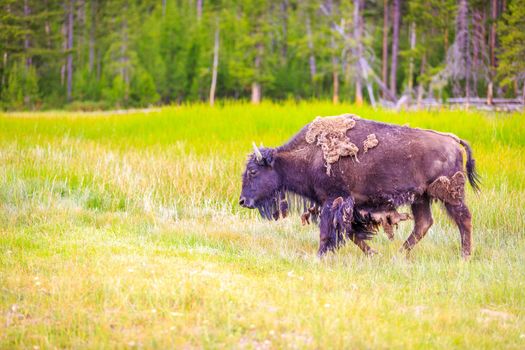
left=249, top=169, right=257, bottom=176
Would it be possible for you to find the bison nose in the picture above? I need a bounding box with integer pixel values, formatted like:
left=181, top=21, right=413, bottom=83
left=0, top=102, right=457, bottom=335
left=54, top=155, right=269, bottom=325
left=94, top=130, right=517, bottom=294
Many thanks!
left=239, top=197, right=246, bottom=207
left=239, top=197, right=255, bottom=208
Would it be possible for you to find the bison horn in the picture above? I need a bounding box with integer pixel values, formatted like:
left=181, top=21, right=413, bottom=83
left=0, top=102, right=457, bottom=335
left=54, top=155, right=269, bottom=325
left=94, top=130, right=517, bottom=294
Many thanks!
left=252, top=142, right=263, bottom=162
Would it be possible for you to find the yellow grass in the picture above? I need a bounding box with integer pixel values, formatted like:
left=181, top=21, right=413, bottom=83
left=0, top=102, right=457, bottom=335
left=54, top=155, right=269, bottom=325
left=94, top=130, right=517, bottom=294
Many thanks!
left=1, top=102, right=524, bottom=349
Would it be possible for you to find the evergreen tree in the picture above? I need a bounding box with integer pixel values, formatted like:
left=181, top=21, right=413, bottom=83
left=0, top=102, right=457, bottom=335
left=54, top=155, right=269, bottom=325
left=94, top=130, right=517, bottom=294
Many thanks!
left=0, top=0, right=523, bottom=109
left=498, top=0, right=525, bottom=99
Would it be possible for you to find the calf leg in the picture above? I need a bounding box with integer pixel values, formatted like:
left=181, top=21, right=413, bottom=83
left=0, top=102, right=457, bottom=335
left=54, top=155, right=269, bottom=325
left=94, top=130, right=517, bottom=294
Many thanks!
left=444, top=201, right=473, bottom=259
left=402, top=197, right=434, bottom=254
left=348, top=234, right=377, bottom=256
left=382, top=221, right=395, bottom=241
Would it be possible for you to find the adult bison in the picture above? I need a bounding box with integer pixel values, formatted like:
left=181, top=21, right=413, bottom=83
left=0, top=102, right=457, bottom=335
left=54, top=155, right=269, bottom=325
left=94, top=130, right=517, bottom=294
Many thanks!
left=239, top=114, right=479, bottom=258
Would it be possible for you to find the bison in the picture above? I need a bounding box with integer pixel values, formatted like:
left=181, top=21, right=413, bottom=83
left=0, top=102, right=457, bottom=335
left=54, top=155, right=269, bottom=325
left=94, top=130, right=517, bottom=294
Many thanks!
left=239, top=114, right=479, bottom=259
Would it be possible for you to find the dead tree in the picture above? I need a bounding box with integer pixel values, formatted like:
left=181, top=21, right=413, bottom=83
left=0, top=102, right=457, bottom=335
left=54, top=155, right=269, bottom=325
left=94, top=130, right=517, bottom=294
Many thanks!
left=320, top=0, right=382, bottom=105
left=458, top=0, right=471, bottom=102
left=353, top=0, right=363, bottom=105
left=488, top=0, right=498, bottom=104
left=306, top=15, right=317, bottom=82
left=408, top=22, right=416, bottom=94
left=24, top=0, right=32, bottom=68
left=197, top=0, right=202, bottom=21
left=209, top=21, right=219, bottom=106
left=66, top=0, right=75, bottom=102
left=251, top=42, right=263, bottom=104
left=382, top=0, right=389, bottom=99
left=389, top=0, right=400, bottom=96
left=88, top=0, right=97, bottom=73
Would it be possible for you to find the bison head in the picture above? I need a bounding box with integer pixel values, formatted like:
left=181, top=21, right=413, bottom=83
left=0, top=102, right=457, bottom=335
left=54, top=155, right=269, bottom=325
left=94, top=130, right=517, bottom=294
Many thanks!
left=239, top=143, right=283, bottom=219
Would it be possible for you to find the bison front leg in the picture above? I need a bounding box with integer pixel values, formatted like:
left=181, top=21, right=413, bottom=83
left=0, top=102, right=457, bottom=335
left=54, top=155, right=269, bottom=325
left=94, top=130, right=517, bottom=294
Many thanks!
left=401, top=196, right=433, bottom=255
left=317, top=200, right=344, bottom=257
left=317, top=197, right=376, bottom=257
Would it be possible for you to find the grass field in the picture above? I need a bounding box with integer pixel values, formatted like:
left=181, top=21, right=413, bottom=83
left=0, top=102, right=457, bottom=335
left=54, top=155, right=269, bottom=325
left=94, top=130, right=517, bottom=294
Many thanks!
left=1, top=102, right=524, bottom=349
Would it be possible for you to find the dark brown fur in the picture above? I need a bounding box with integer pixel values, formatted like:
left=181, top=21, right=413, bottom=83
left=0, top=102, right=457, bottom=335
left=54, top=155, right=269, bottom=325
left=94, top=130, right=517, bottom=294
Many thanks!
left=239, top=116, right=480, bottom=258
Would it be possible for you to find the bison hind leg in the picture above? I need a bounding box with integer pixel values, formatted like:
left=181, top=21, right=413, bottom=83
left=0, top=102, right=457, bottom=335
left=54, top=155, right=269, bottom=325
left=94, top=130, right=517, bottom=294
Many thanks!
left=427, top=171, right=472, bottom=259
left=444, top=201, right=473, bottom=259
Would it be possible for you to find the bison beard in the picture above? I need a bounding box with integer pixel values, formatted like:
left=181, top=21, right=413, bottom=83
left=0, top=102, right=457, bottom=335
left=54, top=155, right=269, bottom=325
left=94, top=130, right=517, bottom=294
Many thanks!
left=255, top=189, right=319, bottom=222
left=255, top=190, right=284, bottom=221
left=255, top=189, right=377, bottom=254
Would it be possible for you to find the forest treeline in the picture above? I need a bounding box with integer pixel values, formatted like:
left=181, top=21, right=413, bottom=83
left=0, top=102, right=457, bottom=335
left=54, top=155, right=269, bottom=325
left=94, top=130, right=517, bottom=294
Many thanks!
left=0, top=0, right=524, bottom=110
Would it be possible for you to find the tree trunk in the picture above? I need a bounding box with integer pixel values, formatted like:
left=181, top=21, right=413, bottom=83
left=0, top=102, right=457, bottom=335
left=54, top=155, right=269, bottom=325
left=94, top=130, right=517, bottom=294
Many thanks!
left=44, top=0, right=52, bottom=49
left=96, top=49, right=101, bottom=80
left=444, top=27, right=449, bottom=53
left=408, top=22, right=416, bottom=94
left=196, top=0, right=202, bottom=21
left=280, top=0, right=288, bottom=62
left=331, top=35, right=339, bottom=104
left=251, top=42, right=263, bottom=104
left=353, top=0, right=363, bottom=106
left=162, top=0, right=166, bottom=17
left=381, top=0, right=389, bottom=98
left=306, top=15, right=317, bottom=82
left=24, top=0, right=32, bottom=68
left=209, top=23, right=219, bottom=106
left=416, top=52, right=426, bottom=108
left=121, top=9, right=129, bottom=105
left=61, top=26, right=66, bottom=85
left=489, top=0, right=497, bottom=70
left=522, top=81, right=525, bottom=104
left=487, top=0, right=497, bottom=105
left=77, top=0, right=86, bottom=67
left=456, top=0, right=470, bottom=105
left=251, top=82, right=261, bottom=104
left=89, top=0, right=96, bottom=73
left=66, top=0, right=75, bottom=102
left=332, top=69, right=339, bottom=104
left=389, top=0, right=400, bottom=97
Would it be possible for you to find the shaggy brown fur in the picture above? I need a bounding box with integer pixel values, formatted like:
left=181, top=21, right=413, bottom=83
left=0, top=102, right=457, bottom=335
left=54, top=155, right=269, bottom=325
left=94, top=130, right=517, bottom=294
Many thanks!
left=305, top=114, right=359, bottom=175
left=301, top=204, right=320, bottom=225
left=359, top=209, right=412, bottom=240
left=428, top=171, right=466, bottom=205
left=240, top=114, right=480, bottom=258
left=363, top=133, right=379, bottom=152
left=300, top=203, right=410, bottom=241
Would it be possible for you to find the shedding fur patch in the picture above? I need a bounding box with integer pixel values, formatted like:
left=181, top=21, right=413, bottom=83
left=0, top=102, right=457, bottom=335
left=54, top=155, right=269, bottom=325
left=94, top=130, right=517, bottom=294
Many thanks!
left=306, top=114, right=359, bottom=175
left=428, top=171, right=466, bottom=204
left=359, top=209, right=412, bottom=240
left=363, top=133, right=379, bottom=152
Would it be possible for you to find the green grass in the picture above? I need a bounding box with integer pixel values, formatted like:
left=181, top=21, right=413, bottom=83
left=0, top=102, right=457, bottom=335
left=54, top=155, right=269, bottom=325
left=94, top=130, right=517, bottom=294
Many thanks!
left=1, top=102, right=524, bottom=349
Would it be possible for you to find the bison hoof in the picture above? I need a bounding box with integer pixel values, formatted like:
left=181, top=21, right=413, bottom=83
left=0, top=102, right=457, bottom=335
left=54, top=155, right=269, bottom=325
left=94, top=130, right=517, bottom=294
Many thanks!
left=365, top=248, right=379, bottom=257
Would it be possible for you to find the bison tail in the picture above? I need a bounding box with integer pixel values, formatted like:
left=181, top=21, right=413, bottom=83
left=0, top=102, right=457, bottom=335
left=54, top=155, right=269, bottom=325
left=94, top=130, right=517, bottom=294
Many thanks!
left=459, top=139, right=481, bottom=192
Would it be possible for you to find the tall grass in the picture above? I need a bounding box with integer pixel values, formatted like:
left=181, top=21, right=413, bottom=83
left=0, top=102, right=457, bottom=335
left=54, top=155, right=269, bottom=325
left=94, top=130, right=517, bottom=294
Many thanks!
left=1, top=102, right=524, bottom=349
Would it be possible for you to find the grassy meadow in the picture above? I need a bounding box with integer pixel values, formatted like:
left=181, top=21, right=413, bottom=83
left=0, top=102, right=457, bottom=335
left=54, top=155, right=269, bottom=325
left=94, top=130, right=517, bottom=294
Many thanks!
left=1, top=102, right=524, bottom=349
